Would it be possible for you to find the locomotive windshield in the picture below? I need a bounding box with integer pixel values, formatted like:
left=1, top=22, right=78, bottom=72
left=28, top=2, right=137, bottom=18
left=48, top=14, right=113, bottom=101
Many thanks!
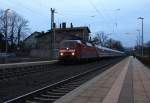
left=60, top=41, right=77, bottom=48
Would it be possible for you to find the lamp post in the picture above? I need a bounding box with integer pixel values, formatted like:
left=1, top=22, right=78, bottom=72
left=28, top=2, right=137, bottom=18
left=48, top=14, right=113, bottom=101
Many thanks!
left=137, top=17, right=144, bottom=56
left=136, top=29, right=141, bottom=56
left=5, top=9, right=10, bottom=54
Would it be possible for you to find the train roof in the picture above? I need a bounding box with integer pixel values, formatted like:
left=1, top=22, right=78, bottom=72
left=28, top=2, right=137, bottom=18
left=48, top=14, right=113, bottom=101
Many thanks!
left=61, top=40, right=82, bottom=44
left=95, top=45, right=124, bottom=54
left=61, top=40, right=124, bottom=54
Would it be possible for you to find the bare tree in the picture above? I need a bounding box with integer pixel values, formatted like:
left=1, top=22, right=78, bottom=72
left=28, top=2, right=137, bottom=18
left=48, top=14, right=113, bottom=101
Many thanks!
left=0, top=10, right=4, bottom=33
left=92, top=31, right=124, bottom=51
left=0, top=9, right=11, bottom=52
left=92, top=31, right=108, bottom=46
left=0, top=32, right=5, bottom=52
left=0, top=9, right=30, bottom=51
left=10, top=12, right=17, bottom=45
left=15, top=15, right=29, bottom=45
left=105, top=38, right=124, bottom=51
left=0, top=10, right=6, bottom=39
left=0, top=10, right=6, bottom=33
left=105, top=38, right=114, bottom=48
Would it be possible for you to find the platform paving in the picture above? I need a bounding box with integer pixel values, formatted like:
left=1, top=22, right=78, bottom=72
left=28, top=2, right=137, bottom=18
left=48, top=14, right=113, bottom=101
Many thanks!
left=54, top=56, right=150, bottom=103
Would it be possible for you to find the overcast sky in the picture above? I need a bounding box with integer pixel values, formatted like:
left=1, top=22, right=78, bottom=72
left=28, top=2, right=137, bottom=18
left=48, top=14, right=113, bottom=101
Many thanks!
left=1, top=0, right=150, bottom=47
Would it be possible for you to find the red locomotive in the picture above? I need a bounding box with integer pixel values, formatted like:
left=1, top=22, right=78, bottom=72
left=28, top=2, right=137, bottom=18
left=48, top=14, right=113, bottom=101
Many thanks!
left=59, top=40, right=124, bottom=61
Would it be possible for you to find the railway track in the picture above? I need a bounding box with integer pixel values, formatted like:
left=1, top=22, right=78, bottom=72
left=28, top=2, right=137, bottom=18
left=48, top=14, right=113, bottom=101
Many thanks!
left=4, top=58, right=123, bottom=103
left=0, top=60, right=57, bottom=81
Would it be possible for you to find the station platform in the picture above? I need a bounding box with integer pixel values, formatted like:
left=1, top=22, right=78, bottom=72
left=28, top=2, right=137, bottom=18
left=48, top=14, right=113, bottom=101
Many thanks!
left=55, top=56, right=150, bottom=103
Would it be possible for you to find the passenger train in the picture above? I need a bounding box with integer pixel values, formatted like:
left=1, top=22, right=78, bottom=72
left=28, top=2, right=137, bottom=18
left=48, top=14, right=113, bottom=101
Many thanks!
left=59, top=40, right=124, bottom=61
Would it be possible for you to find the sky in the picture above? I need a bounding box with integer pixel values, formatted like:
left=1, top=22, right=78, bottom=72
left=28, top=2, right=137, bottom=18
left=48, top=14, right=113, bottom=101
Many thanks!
left=0, top=0, right=150, bottom=47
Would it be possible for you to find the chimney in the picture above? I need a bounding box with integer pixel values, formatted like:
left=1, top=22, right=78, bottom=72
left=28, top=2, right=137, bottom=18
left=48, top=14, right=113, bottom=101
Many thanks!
left=62, top=22, right=66, bottom=29
left=53, top=23, right=56, bottom=28
left=60, top=24, right=61, bottom=29
left=70, top=23, right=73, bottom=28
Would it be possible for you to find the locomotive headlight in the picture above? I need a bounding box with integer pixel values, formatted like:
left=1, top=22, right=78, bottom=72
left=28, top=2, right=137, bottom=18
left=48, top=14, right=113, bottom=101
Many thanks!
left=60, top=52, right=64, bottom=56
left=71, top=52, right=75, bottom=56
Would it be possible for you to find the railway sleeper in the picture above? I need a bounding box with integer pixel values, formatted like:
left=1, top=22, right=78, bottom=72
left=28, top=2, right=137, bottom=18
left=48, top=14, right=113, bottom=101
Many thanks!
left=66, top=82, right=83, bottom=85
left=33, top=96, right=57, bottom=102
left=59, top=85, right=77, bottom=89
left=60, top=84, right=79, bottom=88
left=46, top=91, right=66, bottom=96
left=25, top=101, right=35, bottom=103
left=40, top=94, right=61, bottom=99
left=26, top=98, right=53, bottom=103
left=63, top=84, right=80, bottom=87
left=71, top=80, right=88, bottom=84
left=51, top=89, right=70, bottom=93
left=72, top=78, right=88, bottom=82
left=26, top=100, right=39, bottom=103
left=55, top=87, right=74, bottom=91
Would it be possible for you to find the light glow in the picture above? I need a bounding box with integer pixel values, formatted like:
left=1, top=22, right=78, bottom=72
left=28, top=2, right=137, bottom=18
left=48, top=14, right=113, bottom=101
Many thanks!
left=60, top=52, right=64, bottom=56
left=71, top=52, right=75, bottom=56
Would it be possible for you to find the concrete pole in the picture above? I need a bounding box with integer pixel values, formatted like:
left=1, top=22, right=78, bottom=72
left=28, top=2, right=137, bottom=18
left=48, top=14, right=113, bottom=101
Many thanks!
left=50, top=8, right=55, bottom=49
left=136, top=30, right=141, bottom=56
left=51, top=8, right=56, bottom=59
left=51, top=8, right=55, bottom=30
left=138, top=17, right=144, bottom=56
left=141, top=18, right=144, bottom=56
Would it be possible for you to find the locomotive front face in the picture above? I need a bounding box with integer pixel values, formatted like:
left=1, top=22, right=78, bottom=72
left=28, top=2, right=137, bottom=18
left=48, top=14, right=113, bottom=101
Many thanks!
left=59, top=41, right=80, bottom=60
left=59, top=49, right=76, bottom=57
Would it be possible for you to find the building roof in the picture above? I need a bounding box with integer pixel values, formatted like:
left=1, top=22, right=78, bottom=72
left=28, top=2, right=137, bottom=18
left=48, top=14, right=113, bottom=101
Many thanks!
left=24, top=31, right=41, bottom=42
left=54, top=26, right=91, bottom=33
left=36, top=26, right=91, bottom=38
left=144, top=41, right=150, bottom=47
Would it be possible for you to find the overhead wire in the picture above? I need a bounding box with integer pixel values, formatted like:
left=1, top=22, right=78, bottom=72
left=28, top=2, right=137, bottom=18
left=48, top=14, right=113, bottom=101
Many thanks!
left=88, top=0, right=118, bottom=34
left=5, top=0, right=117, bottom=33
left=89, top=2, right=110, bottom=25
left=6, top=0, right=49, bottom=20
left=5, top=0, right=53, bottom=31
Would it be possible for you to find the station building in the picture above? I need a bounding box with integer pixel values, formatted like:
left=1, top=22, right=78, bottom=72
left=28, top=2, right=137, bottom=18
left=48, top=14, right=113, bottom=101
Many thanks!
left=24, top=23, right=91, bottom=59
